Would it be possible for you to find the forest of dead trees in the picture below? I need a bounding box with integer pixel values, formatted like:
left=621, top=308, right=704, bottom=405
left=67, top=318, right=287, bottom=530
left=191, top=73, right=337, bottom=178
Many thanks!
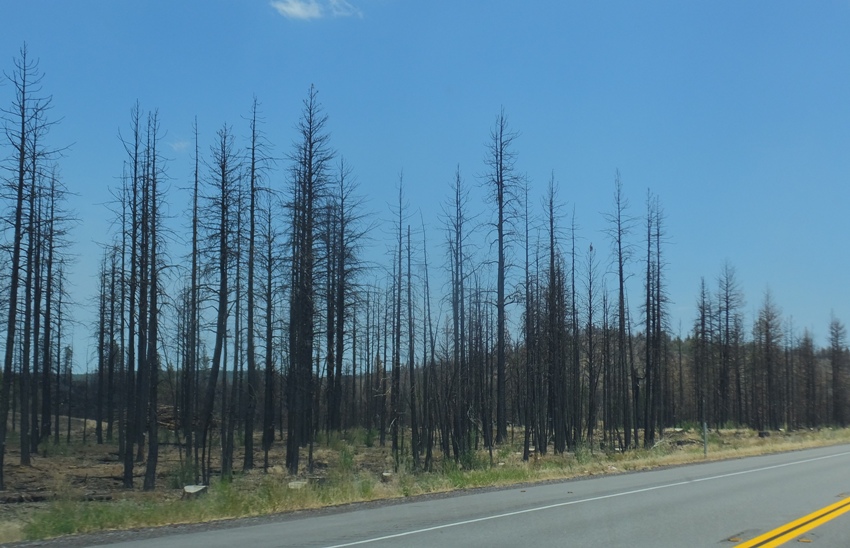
left=1, top=46, right=849, bottom=491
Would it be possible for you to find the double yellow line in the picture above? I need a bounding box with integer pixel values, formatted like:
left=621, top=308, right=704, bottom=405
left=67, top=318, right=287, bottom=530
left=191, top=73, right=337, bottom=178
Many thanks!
left=735, top=496, right=850, bottom=547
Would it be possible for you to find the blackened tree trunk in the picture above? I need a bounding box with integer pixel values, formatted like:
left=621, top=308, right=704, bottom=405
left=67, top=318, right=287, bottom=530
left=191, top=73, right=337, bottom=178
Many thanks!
left=105, top=247, right=118, bottom=444
left=801, top=331, right=817, bottom=426
left=421, top=224, right=436, bottom=471
left=134, top=116, right=152, bottom=466
left=483, top=109, right=518, bottom=444
left=41, top=171, right=61, bottom=447
left=570, top=209, right=582, bottom=450
left=584, top=243, right=601, bottom=449
left=391, top=178, right=404, bottom=470
left=222, top=174, right=244, bottom=483
left=521, top=181, right=534, bottom=461
left=640, top=193, right=666, bottom=446
left=54, top=268, right=66, bottom=445
left=446, top=166, right=469, bottom=460
left=829, top=316, right=847, bottom=427
left=245, top=98, right=271, bottom=471
left=96, top=253, right=108, bottom=446
left=694, top=279, right=712, bottom=430
left=717, top=262, right=743, bottom=428
left=200, top=124, right=239, bottom=484
left=545, top=178, right=568, bottom=454
left=1, top=46, right=55, bottom=487
left=20, top=145, right=40, bottom=464
left=121, top=104, right=142, bottom=488
left=407, top=225, right=419, bottom=468
left=183, top=119, right=201, bottom=482
left=605, top=172, right=632, bottom=450
left=287, top=86, right=332, bottom=475
left=143, top=112, right=162, bottom=490
left=29, top=163, right=46, bottom=456
left=262, top=198, right=277, bottom=472
left=651, top=200, right=665, bottom=438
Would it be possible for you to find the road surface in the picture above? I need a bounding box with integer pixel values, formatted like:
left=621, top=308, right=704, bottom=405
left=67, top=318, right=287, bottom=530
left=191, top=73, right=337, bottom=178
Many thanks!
left=50, top=444, right=850, bottom=547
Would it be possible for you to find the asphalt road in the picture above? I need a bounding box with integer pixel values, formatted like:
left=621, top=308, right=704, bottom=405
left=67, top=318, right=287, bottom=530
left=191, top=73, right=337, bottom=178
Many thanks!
left=58, top=444, right=850, bottom=547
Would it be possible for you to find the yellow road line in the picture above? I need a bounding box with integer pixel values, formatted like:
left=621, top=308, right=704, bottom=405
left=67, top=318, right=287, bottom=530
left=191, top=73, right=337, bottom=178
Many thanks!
left=736, top=496, right=850, bottom=547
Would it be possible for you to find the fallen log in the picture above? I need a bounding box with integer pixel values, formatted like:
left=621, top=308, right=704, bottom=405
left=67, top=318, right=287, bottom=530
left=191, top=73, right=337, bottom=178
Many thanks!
left=0, top=492, right=53, bottom=504
left=0, top=492, right=113, bottom=504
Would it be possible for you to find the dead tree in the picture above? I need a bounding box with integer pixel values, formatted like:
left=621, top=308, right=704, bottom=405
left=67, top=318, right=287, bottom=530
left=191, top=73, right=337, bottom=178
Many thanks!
left=482, top=109, right=519, bottom=444
left=1, top=45, right=57, bottom=486
left=604, top=171, right=634, bottom=450
left=199, top=124, right=240, bottom=483
left=286, top=86, right=332, bottom=475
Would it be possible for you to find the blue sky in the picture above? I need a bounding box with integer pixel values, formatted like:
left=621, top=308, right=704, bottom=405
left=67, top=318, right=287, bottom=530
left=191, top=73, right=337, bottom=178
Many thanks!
left=2, top=1, right=850, bottom=362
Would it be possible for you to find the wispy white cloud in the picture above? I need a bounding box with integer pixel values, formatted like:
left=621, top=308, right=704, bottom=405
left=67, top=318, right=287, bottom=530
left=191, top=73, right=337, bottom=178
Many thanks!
left=169, top=140, right=190, bottom=153
left=328, top=0, right=362, bottom=18
left=270, top=0, right=362, bottom=20
left=271, top=0, right=323, bottom=20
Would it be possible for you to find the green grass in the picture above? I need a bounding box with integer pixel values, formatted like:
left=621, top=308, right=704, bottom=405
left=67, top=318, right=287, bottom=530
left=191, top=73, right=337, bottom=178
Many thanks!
left=23, top=476, right=331, bottom=540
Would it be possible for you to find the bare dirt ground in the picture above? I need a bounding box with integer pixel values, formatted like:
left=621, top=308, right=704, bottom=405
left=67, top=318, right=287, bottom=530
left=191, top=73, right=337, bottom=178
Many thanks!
left=0, top=417, right=394, bottom=543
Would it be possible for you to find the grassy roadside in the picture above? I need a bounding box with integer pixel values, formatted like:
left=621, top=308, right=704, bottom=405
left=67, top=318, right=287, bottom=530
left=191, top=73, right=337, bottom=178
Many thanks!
left=10, top=427, right=850, bottom=543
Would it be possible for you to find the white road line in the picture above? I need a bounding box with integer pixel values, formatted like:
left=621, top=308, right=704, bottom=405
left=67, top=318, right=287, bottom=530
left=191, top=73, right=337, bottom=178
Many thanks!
left=322, top=449, right=850, bottom=548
